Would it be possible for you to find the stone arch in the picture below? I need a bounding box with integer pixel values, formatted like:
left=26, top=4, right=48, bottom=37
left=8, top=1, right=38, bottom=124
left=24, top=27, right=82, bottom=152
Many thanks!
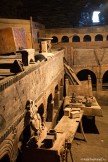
left=102, top=70, right=108, bottom=90
left=77, top=69, right=97, bottom=90
left=83, top=35, right=91, bottom=42
left=46, top=93, right=53, bottom=122
left=0, top=154, right=10, bottom=162
left=51, top=36, right=58, bottom=43
left=37, top=103, right=44, bottom=122
left=95, top=34, right=103, bottom=41
left=0, top=139, right=14, bottom=162
left=72, top=35, right=80, bottom=42
left=61, top=36, right=69, bottom=42
left=55, top=84, right=59, bottom=92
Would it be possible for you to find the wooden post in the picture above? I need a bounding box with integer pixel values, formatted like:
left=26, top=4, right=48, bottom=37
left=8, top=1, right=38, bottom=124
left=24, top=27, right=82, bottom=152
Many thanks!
left=30, top=16, right=34, bottom=48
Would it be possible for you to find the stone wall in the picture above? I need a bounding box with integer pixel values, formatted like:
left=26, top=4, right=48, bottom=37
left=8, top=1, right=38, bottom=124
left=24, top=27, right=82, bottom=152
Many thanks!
left=45, top=26, right=108, bottom=93
left=0, top=49, right=64, bottom=161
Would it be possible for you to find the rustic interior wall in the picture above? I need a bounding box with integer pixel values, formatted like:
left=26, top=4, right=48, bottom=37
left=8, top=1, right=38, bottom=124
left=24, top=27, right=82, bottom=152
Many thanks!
left=0, top=50, right=64, bottom=161
left=0, top=18, right=45, bottom=52
left=46, top=25, right=108, bottom=94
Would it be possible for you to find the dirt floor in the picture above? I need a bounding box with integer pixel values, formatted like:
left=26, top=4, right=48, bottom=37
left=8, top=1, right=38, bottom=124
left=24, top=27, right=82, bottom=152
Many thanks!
left=68, top=101, right=108, bottom=162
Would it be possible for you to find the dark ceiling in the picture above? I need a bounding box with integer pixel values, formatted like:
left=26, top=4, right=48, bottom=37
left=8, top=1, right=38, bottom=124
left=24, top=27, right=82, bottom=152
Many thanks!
left=0, top=0, right=108, bottom=28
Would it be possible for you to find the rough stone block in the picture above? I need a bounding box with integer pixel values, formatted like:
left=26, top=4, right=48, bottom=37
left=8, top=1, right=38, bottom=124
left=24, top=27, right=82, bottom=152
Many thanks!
left=21, top=49, right=35, bottom=66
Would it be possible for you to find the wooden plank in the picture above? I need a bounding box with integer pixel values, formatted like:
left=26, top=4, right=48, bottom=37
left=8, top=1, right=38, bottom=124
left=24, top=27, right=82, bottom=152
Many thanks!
left=54, top=111, right=83, bottom=144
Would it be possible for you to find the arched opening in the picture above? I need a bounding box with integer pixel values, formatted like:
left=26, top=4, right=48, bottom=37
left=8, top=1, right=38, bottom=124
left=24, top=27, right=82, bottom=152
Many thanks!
left=0, top=154, right=10, bottom=162
left=83, top=35, right=91, bottom=42
left=60, top=78, right=63, bottom=86
left=54, top=85, right=59, bottom=108
left=46, top=94, right=53, bottom=122
left=95, top=34, right=103, bottom=41
left=51, top=36, right=58, bottom=43
left=102, top=70, right=108, bottom=90
left=72, top=35, right=80, bottom=42
left=106, top=35, right=108, bottom=41
left=38, top=103, right=44, bottom=122
left=77, top=69, right=96, bottom=90
left=55, top=85, right=59, bottom=92
left=61, top=36, right=69, bottom=42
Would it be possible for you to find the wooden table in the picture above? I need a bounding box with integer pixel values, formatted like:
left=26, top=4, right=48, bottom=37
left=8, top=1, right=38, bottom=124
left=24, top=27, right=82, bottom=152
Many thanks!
left=55, top=110, right=87, bottom=142
left=22, top=111, right=86, bottom=162
left=64, top=96, right=103, bottom=117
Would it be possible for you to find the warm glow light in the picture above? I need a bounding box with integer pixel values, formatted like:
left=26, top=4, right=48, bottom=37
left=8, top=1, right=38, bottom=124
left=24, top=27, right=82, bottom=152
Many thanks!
left=92, top=11, right=100, bottom=23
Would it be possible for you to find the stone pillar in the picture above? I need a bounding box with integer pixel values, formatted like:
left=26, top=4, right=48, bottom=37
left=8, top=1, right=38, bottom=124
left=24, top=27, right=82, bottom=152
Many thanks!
left=92, top=36, right=95, bottom=42
left=71, top=47, right=74, bottom=66
left=80, top=36, right=83, bottom=42
left=88, top=75, right=93, bottom=96
left=103, top=35, right=106, bottom=41
left=96, top=78, right=102, bottom=92
left=60, top=85, right=64, bottom=100
left=47, top=101, right=54, bottom=122
left=65, top=79, right=69, bottom=96
left=54, top=91, right=60, bottom=108
left=58, top=36, right=62, bottom=42
left=69, top=37, right=72, bottom=42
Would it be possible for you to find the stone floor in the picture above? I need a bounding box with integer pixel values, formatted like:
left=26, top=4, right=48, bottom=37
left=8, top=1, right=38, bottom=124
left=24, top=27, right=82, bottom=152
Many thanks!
left=68, top=104, right=108, bottom=162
